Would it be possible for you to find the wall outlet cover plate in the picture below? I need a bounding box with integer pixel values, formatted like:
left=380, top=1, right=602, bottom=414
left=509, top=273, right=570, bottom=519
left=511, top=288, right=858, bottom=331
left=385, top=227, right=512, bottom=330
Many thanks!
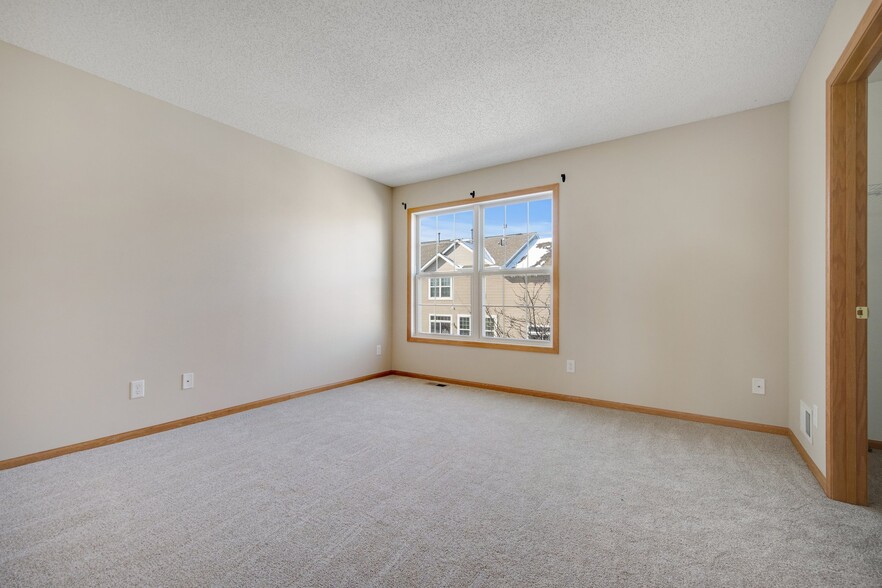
left=130, top=379, right=145, bottom=399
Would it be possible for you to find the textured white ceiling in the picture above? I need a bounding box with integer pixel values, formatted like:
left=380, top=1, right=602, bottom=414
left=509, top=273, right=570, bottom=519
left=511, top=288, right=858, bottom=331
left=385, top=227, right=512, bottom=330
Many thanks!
left=0, top=1, right=835, bottom=187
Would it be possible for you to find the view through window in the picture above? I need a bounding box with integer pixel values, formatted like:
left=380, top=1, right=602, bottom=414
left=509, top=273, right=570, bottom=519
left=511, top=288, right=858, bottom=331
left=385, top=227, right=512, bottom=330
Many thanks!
left=408, top=185, right=558, bottom=352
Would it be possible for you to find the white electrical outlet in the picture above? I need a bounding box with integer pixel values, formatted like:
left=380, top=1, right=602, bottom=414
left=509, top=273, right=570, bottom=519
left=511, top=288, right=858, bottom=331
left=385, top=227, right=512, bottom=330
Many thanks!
left=182, top=373, right=194, bottom=390
left=376, top=344, right=382, bottom=356
left=752, top=378, right=765, bottom=395
left=130, top=379, right=145, bottom=399
left=566, top=360, right=575, bottom=373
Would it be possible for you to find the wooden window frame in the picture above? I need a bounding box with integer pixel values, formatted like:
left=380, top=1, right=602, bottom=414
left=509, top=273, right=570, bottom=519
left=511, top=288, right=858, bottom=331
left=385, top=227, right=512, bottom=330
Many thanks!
left=406, top=184, right=560, bottom=353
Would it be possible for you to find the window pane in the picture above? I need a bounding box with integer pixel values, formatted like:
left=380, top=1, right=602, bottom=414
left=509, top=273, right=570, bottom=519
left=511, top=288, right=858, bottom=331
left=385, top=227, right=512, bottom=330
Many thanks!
left=527, top=198, right=553, bottom=268
left=457, top=314, right=471, bottom=336
left=484, top=198, right=553, bottom=270
left=504, top=201, right=528, bottom=236
left=429, top=314, right=453, bottom=334
left=483, top=201, right=529, bottom=268
left=529, top=199, right=553, bottom=238
left=495, top=306, right=528, bottom=339
left=416, top=305, right=471, bottom=337
left=417, top=306, right=447, bottom=335
left=418, top=210, right=474, bottom=271
left=481, top=306, right=551, bottom=341
left=482, top=205, right=506, bottom=268
left=483, top=274, right=551, bottom=308
left=417, top=275, right=471, bottom=337
left=483, top=274, right=551, bottom=340
left=427, top=276, right=452, bottom=299
left=528, top=323, right=551, bottom=341
left=418, top=275, right=471, bottom=304
left=453, top=210, right=474, bottom=242
left=411, top=190, right=555, bottom=349
left=419, top=216, right=439, bottom=270
left=483, top=314, right=498, bottom=337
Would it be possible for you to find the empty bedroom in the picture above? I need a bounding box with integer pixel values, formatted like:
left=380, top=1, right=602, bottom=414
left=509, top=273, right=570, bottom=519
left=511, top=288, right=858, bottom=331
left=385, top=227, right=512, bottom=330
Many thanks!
left=1, top=1, right=881, bottom=586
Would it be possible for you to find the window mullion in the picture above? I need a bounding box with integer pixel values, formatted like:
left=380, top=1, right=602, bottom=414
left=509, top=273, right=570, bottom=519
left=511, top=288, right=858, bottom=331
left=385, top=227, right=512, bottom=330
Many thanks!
left=474, top=202, right=483, bottom=341
left=480, top=267, right=552, bottom=276
left=417, top=269, right=475, bottom=279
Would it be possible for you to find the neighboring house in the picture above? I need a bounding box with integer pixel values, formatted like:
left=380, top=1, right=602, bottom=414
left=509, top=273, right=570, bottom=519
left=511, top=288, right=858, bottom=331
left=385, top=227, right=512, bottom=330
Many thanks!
left=418, top=232, right=552, bottom=340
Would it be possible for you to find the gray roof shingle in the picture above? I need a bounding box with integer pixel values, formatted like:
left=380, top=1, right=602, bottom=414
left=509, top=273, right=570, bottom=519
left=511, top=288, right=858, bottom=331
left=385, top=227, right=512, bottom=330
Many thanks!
left=420, top=233, right=536, bottom=269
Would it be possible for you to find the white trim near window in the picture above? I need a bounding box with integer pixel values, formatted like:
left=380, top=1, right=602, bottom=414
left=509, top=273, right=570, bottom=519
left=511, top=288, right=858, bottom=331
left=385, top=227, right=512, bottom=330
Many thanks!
left=428, top=276, right=453, bottom=300
left=484, top=315, right=497, bottom=337
left=457, top=314, right=471, bottom=336
left=528, top=323, right=551, bottom=341
left=429, top=314, right=452, bottom=334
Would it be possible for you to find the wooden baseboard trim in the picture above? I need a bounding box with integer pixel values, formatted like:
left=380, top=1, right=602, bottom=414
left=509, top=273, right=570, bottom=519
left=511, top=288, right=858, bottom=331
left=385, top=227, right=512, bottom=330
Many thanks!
left=0, top=370, right=393, bottom=471
left=787, top=429, right=827, bottom=492
left=870, top=439, right=882, bottom=451
left=390, top=371, right=835, bottom=492
left=390, top=371, right=789, bottom=436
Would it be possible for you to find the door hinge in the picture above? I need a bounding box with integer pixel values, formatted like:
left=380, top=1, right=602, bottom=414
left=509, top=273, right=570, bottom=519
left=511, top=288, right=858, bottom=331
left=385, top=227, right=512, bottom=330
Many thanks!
left=856, top=306, right=869, bottom=319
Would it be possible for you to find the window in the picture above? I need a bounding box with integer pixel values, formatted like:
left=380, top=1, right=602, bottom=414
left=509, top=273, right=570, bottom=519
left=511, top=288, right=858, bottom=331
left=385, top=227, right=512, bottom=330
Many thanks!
left=484, top=315, right=497, bottom=337
left=408, top=184, right=558, bottom=353
left=458, top=315, right=471, bottom=336
left=528, top=324, right=551, bottom=341
left=429, top=314, right=452, bottom=334
left=429, top=277, right=452, bottom=299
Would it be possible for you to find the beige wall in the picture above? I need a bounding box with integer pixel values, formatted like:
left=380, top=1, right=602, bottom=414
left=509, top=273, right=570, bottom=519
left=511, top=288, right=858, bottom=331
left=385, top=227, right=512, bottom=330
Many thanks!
left=393, top=104, right=790, bottom=426
left=4, top=2, right=866, bottom=465
left=788, top=0, right=872, bottom=475
left=870, top=80, right=882, bottom=441
left=0, top=42, right=392, bottom=461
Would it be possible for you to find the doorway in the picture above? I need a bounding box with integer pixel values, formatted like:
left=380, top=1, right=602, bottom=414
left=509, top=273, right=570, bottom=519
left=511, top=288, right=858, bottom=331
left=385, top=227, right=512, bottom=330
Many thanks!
left=826, top=0, right=882, bottom=505
left=870, top=66, right=882, bottom=502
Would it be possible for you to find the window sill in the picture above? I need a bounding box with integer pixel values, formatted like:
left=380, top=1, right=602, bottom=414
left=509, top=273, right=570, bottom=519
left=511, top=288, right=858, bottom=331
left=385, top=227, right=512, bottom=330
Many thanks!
left=406, top=334, right=559, bottom=354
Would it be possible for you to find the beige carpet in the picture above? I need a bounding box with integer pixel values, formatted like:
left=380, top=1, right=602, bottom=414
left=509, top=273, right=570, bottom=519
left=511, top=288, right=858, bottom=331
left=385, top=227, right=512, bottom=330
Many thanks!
left=1, top=375, right=881, bottom=587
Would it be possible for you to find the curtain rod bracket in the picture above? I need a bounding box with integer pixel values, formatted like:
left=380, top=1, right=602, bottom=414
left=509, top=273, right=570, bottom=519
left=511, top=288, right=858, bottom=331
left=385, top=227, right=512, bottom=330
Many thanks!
left=401, top=202, right=407, bottom=210
left=470, top=191, right=476, bottom=198
left=561, top=174, right=566, bottom=183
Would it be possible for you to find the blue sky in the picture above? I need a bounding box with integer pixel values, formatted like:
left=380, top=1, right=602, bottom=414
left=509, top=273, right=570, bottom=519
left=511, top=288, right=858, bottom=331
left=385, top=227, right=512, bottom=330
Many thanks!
left=420, top=210, right=474, bottom=243
left=419, top=198, right=552, bottom=243
left=484, top=199, right=552, bottom=239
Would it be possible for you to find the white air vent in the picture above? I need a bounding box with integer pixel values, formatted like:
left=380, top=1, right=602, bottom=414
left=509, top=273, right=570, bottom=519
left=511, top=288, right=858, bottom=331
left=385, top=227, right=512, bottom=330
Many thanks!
left=800, top=401, right=813, bottom=444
